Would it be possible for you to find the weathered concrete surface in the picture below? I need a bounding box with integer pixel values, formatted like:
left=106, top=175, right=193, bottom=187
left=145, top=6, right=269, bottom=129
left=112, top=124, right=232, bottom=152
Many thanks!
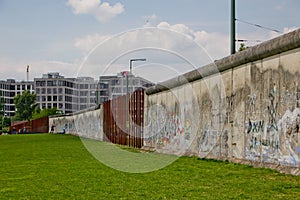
left=145, top=29, right=300, bottom=175
left=146, top=29, right=300, bottom=95
left=49, top=107, right=103, bottom=140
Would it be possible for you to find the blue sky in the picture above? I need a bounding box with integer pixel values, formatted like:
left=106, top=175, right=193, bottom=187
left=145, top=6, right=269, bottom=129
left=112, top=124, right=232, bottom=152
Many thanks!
left=0, top=0, right=299, bottom=82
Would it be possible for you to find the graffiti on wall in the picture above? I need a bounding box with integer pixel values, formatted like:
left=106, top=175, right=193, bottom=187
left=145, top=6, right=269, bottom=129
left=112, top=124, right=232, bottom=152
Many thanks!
left=144, top=98, right=198, bottom=155
left=49, top=108, right=103, bottom=140
left=245, top=78, right=300, bottom=166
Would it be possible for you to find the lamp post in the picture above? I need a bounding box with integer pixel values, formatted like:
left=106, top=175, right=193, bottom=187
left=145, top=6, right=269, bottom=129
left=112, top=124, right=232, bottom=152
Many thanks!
left=126, top=58, right=146, bottom=147
left=230, top=0, right=236, bottom=54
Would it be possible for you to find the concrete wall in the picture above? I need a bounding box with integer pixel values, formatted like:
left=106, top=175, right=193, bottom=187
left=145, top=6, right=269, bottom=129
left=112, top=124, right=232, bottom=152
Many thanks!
left=145, top=29, right=300, bottom=174
left=49, top=107, right=103, bottom=140
left=49, top=29, right=300, bottom=175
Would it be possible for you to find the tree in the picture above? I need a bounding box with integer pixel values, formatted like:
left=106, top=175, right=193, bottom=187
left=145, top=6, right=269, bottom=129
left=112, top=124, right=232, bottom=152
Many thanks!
left=238, top=43, right=248, bottom=52
left=32, top=107, right=60, bottom=120
left=0, top=91, right=4, bottom=116
left=14, top=90, right=37, bottom=121
left=0, top=91, right=4, bottom=131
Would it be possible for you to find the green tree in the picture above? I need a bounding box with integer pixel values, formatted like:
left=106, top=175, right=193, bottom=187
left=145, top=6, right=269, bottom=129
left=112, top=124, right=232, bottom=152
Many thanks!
left=32, top=107, right=60, bottom=120
left=0, top=91, right=4, bottom=131
left=0, top=91, right=4, bottom=115
left=14, top=90, right=37, bottom=121
left=238, top=43, right=248, bottom=52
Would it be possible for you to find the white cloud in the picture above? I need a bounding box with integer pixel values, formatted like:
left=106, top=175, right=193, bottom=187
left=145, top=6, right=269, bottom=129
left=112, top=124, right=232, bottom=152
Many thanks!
left=67, top=0, right=124, bottom=22
left=3, top=22, right=295, bottom=83
left=71, top=23, right=223, bottom=82
left=143, top=14, right=158, bottom=28
left=73, top=23, right=299, bottom=82
left=73, top=21, right=230, bottom=61
left=74, top=33, right=111, bottom=52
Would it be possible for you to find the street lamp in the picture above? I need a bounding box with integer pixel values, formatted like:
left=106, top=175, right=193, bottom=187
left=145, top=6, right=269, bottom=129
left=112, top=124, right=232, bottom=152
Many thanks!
left=130, top=58, right=146, bottom=75
left=126, top=58, right=146, bottom=147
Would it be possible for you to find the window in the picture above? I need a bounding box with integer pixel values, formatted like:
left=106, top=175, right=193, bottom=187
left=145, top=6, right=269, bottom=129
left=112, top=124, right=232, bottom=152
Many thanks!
left=47, top=96, right=52, bottom=101
left=47, top=88, right=52, bottom=94
left=65, top=88, right=73, bottom=95
left=80, top=98, right=86, bottom=103
left=100, top=90, right=108, bottom=96
left=80, top=91, right=88, bottom=96
left=80, top=105, right=86, bottom=110
left=90, top=98, right=95, bottom=103
left=36, top=88, right=40, bottom=94
left=100, top=97, right=108, bottom=102
left=53, top=88, right=57, bottom=94
left=53, top=96, right=57, bottom=101
left=42, top=88, right=46, bottom=94
left=58, top=81, right=66, bottom=86
left=90, top=84, right=95, bottom=89
left=65, top=96, right=72, bottom=102
left=47, top=103, right=51, bottom=108
left=42, top=96, right=46, bottom=101
left=47, top=81, right=53, bottom=86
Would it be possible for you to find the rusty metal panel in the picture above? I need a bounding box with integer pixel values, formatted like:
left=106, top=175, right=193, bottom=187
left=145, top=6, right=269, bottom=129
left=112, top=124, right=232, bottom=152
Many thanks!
left=102, top=89, right=144, bottom=148
left=10, top=116, right=49, bottom=134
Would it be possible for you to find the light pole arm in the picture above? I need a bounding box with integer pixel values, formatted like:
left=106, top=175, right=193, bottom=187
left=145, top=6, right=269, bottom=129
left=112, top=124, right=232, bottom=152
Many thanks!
left=130, top=58, right=146, bottom=75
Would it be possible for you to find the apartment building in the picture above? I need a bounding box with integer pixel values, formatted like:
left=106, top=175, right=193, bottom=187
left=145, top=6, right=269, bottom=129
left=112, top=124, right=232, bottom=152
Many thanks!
left=0, top=79, right=34, bottom=116
left=34, top=73, right=97, bottom=114
left=0, top=71, right=153, bottom=116
left=97, top=71, right=153, bottom=104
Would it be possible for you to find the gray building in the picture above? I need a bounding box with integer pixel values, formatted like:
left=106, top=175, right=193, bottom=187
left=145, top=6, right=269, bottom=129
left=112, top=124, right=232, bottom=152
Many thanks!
left=0, top=71, right=153, bottom=116
left=0, top=79, right=34, bottom=116
left=34, top=73, right=97, bottom=114
left=97, top=71, right=153, bottom=104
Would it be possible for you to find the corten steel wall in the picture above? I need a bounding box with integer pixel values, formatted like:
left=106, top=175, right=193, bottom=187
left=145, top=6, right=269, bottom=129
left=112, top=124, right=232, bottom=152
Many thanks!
left=103, top=90, right=144, bottom=148
left=11, top=116, right=49, bottom=133
left=145, top=29, right=300, bottom=175
left=49, top=90, right=144, bottom=148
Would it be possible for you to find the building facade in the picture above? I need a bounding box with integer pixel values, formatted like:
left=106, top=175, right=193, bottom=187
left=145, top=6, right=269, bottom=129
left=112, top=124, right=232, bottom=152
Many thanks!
left=34, top=73, right=97, bottom=114
left=0, top=79, right=34, bottom=116
left=0, top=71, right=153, bottom=116
left=97, top=71, right=153, bottom=104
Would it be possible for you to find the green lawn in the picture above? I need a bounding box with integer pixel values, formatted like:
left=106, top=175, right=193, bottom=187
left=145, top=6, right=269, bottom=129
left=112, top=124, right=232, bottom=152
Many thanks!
left=0, top=134, right=299, bottom=199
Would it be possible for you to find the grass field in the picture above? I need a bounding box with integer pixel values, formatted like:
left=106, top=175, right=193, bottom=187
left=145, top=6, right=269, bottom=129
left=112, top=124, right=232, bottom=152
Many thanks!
left=0, top=134, right=299, bottom=199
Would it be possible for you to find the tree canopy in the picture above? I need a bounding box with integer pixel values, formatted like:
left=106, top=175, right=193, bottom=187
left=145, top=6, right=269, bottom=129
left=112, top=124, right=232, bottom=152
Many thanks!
left=238, top=43, right=248, bottom=52
left=14, top=90, right=37, bottom=121
left=32, top=107, right=60, bottom=120
left=0, top=91, right=5, bottom=130
left=0, top=91, right=4, bottom=116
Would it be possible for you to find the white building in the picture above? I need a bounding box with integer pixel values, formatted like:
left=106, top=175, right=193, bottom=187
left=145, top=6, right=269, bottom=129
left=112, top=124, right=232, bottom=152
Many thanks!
left=34, top=73, right=97, bottom=114
left=0, top=79, right=34, bottom=117
left=97, top=71, right=153, bottom=104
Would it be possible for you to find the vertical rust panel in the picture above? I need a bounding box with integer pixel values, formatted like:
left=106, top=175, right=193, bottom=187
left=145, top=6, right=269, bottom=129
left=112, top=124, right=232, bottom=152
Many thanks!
left=10, top=116, right=49, bottom=134
left=102, top=89, right=144, bottom=148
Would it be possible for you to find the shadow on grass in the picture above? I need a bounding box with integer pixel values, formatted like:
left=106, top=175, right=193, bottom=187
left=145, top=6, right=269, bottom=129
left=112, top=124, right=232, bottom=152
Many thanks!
left=80, top=137, right=179, bottom=173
